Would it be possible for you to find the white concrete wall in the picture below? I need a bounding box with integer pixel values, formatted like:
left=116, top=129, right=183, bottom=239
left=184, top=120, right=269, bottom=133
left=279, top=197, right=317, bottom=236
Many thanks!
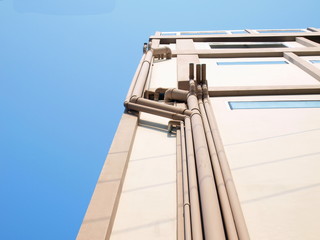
left=210, top=95, right=320, bottom=240
left=149, top=58, right=177, bottom=89
left=110, top=113, right=176, bottom=240
left=200, top=57, right=319, bottom=87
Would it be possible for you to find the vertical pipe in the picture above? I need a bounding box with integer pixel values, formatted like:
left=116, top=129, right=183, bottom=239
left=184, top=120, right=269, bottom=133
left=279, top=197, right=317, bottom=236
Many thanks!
left=180, top=122, right=192, bottom=240
left=188, top=93, right=225, bottom=240
left=125, top=53, right=146, bottom=102
left=176, top=128, right=185, bottom=240
left=187, top=63, right=225, bottom=239
left=203, top=96, right=250, bottom=240
left=185, top=117, right=203, bottom=240
left=198, top=93, right=238, bottom=240
left=131, top=50, right=153, bottom=98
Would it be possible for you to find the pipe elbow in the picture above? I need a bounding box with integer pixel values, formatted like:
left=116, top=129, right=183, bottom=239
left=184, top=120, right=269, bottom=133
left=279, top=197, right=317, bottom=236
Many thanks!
left=123, top=100, right=129, bottom=108
left=164, top=88, right=174, bottom=101
left=152, top=46, right=172, bottom=59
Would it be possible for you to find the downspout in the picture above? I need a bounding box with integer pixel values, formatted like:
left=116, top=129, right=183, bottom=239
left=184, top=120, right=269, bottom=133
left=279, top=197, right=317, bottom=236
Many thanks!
left=199, top=65, right=238, bottom=240
left=176, top=125, right=185, bottom=240
left=125, top=53, right=146, bottom=102
left=180, top=121, right=192, bottom=240
left=187, top=64, right=226, bottom=240
left=184, top=117, right=203, bottom=240
left=203, top=77, right=250, bottom=240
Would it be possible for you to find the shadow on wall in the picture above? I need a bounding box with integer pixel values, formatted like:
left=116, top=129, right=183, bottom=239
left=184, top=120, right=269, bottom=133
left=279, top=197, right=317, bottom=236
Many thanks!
left=13, top=0, right=116, bottom=15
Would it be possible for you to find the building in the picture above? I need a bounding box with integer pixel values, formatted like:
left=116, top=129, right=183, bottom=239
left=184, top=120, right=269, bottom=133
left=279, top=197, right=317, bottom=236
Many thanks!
left=77, top=28, right=320, bottom=240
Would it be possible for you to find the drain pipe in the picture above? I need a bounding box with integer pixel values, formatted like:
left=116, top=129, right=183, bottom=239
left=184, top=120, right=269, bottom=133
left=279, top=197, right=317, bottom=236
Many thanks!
left=125, top=53, right=146, bottom=102
left=203, top=80, right=250, bottom=240
left=180, top=121, right=192, bottom=240
left=184, top=116, right=203, bottom=240
left=188, top=64, right=226, bottom=240
left=124, top=47, right=191, bottom=120
left=125, top=102, right=185, bottom=121
left=130, top=50, right=153, bottom=98
left=164, top=88, right=189, bottom=102
left=129, top=96, right=192, bottom=116
left=199, top=65, right=238, bottom=240
left=152, top=46, right=172, bottom=59
left=176, top=125, right=185, bottom=240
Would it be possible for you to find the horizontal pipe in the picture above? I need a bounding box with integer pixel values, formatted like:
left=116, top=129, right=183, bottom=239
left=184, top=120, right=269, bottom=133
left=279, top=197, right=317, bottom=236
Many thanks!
left=184, top=117, right=203, bottom=240
left=129, top=96, right=192, bottom=115
left=180, top=122, right=192, bottom=240
left=164, top=88, right=189, bottom=102
left=203, top=96, right=250, bottom=240
left=125, top=102, right=185, bottom=121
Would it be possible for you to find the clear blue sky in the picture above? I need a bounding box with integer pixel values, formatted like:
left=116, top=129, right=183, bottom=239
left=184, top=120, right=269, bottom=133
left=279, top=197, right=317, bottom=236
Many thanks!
left=0, top=0, right=319, bottom=239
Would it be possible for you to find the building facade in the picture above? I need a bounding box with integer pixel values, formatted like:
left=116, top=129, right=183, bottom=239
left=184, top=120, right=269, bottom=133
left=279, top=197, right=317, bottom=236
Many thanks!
left=77, top=28, right=320, bottom=240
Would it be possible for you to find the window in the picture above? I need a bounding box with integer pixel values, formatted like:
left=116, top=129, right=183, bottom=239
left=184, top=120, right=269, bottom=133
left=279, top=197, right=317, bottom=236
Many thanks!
left=231, top=30, right=248, bottom=34
left=217, top=61, right=288, bottom=66
left=258, top=30, right=305, bottom=33
left=310, top=60, right=320, bottom=64
left=181, top=32, right=226, bottom=35
left=210, top=43, right=287, bottom=49
left=229, top=101, right=320, bottom=110
left=161, top=33, right=176, bottom=36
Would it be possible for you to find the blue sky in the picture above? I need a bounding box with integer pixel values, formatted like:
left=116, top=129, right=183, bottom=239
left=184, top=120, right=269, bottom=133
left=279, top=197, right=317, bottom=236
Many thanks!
left=0, top=0, right=319, bottom=239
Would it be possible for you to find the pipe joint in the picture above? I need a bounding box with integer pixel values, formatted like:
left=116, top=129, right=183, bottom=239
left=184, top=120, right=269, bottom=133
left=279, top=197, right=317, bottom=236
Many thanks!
left=182, top=109, right=192, bottom=116
left=190, top=112, right=202, bottom=118
left=197, top=85, right=203, bottom=99
left=151, top=46, right=172, bottom=59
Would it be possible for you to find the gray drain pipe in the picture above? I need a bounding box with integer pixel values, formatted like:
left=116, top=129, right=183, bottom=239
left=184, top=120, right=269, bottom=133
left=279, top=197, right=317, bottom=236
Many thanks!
left=187, top=64, right=226, bottom=240
left=199, top=66, right=238, bottom=240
